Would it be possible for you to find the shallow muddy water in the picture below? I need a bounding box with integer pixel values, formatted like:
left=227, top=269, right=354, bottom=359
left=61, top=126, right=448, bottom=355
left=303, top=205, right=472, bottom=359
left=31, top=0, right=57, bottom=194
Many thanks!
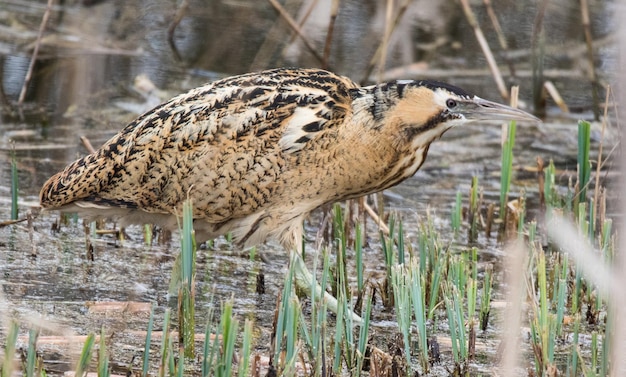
left=0, top=0, right=618, bottom=375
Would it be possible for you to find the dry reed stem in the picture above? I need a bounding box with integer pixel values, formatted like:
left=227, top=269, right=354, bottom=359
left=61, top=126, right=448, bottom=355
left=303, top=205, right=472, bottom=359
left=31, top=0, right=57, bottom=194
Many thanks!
left=0, top=218, right=28, bottom=227
left=592, top=85, right=609, bottom=224
left=85, top=301, right=152, bottom=313
left=543, top=81, right=569, bottom=113
left=459, top=0, right=508, bottom=100
left=482, top=0, right=516, bottom=77
left=285, top=0, right=319, bottom=46
left=360, top=0, right=411, bottom=85
left=167, top=0, right=190, bottom=62
left=80, top=136, right=97, bottom=154
left=498, top=241, right=527, bottom=376
left=322, top=0, right=340, bottom=69
left=363, top=202, right=390, bottom=235
left=18, top=0, right=54, bottom=110
left=16, top=335, right=98, bottom=346
left=580, top=0, right=600, bottom=119
left=267, top=0, right=324, bottom=65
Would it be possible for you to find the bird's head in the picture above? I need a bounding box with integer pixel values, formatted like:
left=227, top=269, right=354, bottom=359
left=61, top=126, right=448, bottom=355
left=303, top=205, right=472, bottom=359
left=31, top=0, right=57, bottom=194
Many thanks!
left=386, top=80, right=540, bottom=138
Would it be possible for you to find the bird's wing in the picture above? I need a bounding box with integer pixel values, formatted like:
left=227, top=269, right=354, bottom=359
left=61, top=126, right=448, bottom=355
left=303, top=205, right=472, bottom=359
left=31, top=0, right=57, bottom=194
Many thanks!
left=40, top=68, right=358, bottom=221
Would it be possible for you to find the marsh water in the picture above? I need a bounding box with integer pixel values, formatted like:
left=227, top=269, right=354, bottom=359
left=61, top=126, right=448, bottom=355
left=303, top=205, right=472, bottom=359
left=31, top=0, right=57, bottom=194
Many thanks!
left=0, top=0, right=618, bottom=375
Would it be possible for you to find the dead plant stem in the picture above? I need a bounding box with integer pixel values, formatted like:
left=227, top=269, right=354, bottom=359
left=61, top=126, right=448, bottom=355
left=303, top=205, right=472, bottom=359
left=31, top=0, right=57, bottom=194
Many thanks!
left=18, top=0, right=55, bottom=114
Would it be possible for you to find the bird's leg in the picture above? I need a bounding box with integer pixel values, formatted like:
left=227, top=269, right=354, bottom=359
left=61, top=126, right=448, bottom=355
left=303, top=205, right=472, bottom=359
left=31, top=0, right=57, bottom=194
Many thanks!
left=289, top=246, right=363, bottom=323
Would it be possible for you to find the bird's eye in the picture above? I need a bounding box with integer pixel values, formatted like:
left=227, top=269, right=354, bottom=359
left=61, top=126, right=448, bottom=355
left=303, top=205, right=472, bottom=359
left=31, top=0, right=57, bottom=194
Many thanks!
left=446, top=99, right=458, bottom=109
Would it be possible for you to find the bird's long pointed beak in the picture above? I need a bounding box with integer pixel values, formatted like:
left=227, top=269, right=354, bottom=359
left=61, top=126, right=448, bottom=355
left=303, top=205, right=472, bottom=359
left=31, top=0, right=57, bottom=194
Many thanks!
left=461, top=96, right=541, bottom=123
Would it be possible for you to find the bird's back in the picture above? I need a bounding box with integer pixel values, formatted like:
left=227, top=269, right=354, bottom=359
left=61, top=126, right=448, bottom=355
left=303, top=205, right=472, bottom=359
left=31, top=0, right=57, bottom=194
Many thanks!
left=40, top=68, right=360, bottom=241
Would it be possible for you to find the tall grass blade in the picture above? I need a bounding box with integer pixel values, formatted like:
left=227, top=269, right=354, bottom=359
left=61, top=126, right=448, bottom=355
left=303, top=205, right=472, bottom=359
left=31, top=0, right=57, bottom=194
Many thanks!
left=25, top=328, right=39, bottom=377
left=2, top=321, right=19, bottom=377
left=409, top=260, right=429, bottom=372
left=577, top=120, right=591, bottom=205
left=98, top=326, right=110, bottom=377
left=237, top=319, right=254, bottom=377
left=142, top=305, right=156, bottom=377
left=180, top=198, right=196, bottom=358
left=500, top=120, right=517, bottom=221
left=354, top=293, right=373, bottom=377
left=74, top=333, right=95, bottom=377
left=158, top=309, right=171, bottom=377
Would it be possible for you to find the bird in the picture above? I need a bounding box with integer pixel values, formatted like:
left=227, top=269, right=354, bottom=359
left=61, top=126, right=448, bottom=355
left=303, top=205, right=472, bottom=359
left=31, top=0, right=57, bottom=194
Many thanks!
left=40, top=67, right=539, bottom=319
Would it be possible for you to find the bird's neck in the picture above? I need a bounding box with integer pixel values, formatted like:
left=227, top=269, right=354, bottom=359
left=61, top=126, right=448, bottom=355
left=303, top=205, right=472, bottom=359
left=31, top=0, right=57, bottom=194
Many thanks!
left=341, top=83, right=449, bottom=190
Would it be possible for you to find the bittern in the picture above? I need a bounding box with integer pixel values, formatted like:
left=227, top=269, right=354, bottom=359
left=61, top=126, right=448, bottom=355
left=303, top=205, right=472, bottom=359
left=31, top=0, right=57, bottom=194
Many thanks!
left=40, top=68, right=539, bottom=318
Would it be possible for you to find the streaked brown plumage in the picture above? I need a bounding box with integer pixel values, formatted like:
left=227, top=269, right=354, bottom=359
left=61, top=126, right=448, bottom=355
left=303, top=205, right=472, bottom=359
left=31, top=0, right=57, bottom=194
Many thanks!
left=40, top=68, right=538, bottom=316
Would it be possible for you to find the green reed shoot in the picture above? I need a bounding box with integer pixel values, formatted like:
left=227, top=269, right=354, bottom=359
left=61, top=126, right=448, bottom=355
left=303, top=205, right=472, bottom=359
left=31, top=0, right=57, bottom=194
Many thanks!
left=333, top=262, right=347, bottom=372
left=74, top=333, right=95, bottom=377
left=98, top=327, right=110, bottom=377
left=500, top=120, right=517, bottom=221
left=530, top=248, right=557, bottom=374
left=408, top=260, right=429, bottom=372
left=451, top=190, right=462, bottom=234
left=24, top=328, right=38, bottom=377
left=577, top=120, right=591, bottom=205
left=354, top=293, right=373, bottom=377
left=142, top=305, right=156, bottom=377
left=158, top=309, right=171, bottom=377
left=479, top=264, right=493, bottom=331
left=355, top=222, right=364, bottom=293
left=567, top=314, right=581, bottom=377
left=601, top=312, right=610, bottom=376
left=391, top=265, right=413, bottom=372
left=180, top=198, right=196, bottom=358
left=216, top=300, right=239, bottom=377
left=544, top=159, right=557, bottom=219
left=300, top=250, right=331, bottom=376
left=144, top=224, right=153, bottom=246
left=417, top=216, right=445, bottom=320
left=554, top=255, right=568, bottom=338
left=274, top=255, right=297, bottom=371
left=237, top=319, right=254, bottom=377
left=333, top=204, right=350, bottom=301
left=444, top=283, right=468, bottom=366
left=469, top=176, right=479, bottom=242
left=1, top=321, right=18, bottom=377
left=10, top=146, right=18, bottom=220
left=466, top=253, right=478, bottom=360
left=201, top=317, right=215, bottom=377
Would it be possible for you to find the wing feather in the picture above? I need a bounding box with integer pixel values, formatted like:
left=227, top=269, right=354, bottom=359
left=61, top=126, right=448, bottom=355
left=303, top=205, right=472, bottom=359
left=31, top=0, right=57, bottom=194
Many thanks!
left=40, top=68, right=358, bottom=225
